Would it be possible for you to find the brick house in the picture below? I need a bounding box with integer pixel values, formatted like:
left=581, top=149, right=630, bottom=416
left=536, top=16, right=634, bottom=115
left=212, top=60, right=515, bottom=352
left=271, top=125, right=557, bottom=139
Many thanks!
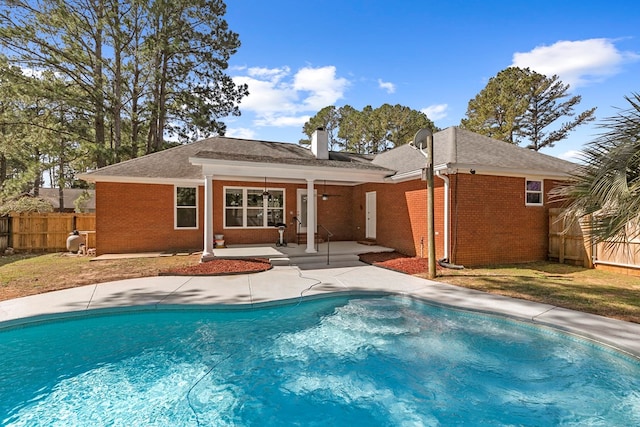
left=79, top=127, right=576, bottom=266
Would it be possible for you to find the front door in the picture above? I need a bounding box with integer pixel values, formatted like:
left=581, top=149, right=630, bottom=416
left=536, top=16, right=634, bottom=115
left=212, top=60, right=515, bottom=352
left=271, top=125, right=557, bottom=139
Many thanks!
left=296, top=188, right=317, bottom=233
left=366, top=191, right=377, bottom=239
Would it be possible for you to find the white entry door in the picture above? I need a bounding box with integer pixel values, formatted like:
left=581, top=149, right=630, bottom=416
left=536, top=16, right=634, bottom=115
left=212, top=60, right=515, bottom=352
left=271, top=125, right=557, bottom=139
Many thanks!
left=296, top=188, right=317, bottom=233
left=366, top=191, right=377, bottom=239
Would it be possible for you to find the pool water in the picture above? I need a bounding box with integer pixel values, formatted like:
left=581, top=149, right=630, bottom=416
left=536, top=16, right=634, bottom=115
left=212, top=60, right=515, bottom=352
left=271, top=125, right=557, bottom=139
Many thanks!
left=1, top=296, right=639, bottom=426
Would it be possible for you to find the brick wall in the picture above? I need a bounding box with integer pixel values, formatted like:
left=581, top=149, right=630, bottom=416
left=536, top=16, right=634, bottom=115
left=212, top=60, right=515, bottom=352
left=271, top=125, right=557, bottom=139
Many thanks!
left=96, top=180, right=357, bottom=254
left=353, top=179, right=446, bottom=258
left=96, top=175, right=562, bottom=265
left=449, top=174, right=559, bottom=266
left=95, top=182, right=203, bottom=255
left=353, top=174, right=562, bottom=266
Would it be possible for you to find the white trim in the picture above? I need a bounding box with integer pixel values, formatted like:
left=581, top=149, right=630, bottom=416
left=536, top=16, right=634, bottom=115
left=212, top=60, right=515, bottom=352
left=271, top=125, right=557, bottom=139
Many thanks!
left=222, top=185, right=286, bottom=229
left=593, top=260, right=640, bottom=270
left=443, top=164, right=572, bottom=179
left=78, top=174, right=203, bottom=186
left=202, top=175, right=214, bottom=259
left=387, top=164, right=571, bottom=184
left=525, top=178, right=544, bottom=206
left=190, top=157, right=389, bottom=183
left=174, top=185, right=199, bottom=230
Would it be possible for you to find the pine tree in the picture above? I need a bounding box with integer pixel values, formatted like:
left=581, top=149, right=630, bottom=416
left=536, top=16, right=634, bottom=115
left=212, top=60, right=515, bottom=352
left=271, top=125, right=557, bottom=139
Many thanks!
left=460, top=67, right=595, bottom=151
left=302, top=104, right=436, bottom=154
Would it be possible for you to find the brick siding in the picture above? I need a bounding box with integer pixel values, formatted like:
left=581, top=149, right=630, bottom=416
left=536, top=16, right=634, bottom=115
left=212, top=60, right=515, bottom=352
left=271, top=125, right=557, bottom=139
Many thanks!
left=96, top=175, right=562, bottom=266
left=95, top=182, right=203, bottom=255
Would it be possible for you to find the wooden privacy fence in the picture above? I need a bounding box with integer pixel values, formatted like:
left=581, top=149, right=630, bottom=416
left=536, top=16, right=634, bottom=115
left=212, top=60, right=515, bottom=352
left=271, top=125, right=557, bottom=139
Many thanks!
left=0, top=215, right=10, bottom=251
left=2, top=212, right=96, bottom=252
left=548, top=208, right=590, bottom=267
left=549, top=208, right=640, bottom=274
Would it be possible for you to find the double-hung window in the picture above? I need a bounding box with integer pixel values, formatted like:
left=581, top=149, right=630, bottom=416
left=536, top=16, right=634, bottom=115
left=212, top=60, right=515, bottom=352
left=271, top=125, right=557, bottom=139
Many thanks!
left=525, top=179, right=543, bottom=206
left=225, top=187, right=284, bottom=228
left=175, top=186, right=198, bottom=228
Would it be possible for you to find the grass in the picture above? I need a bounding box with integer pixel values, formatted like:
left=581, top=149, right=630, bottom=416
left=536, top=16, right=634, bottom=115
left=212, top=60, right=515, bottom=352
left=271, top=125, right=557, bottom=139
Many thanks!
left=1, top=253, right=639, bottom=324
left=0, top=253, right=198, bottom=301
left=428, top=262, right=640, bottom=323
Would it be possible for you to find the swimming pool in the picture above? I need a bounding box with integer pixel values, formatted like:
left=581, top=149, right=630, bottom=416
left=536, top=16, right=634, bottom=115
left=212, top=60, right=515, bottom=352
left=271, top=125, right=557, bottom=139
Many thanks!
left=1, top=295, right=639, bottom=426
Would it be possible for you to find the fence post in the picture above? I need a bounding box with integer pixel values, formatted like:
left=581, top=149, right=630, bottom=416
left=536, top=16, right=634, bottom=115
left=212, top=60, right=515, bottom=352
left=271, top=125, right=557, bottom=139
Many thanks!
left=559, top=214, right=565, bottom=264
left=8, top=215, right=12, bottom=248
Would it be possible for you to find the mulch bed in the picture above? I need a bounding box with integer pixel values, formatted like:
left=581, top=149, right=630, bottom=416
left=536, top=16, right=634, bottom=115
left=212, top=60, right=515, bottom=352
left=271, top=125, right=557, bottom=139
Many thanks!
left=161, top=258, right=271, bottom=276
left=161, top=252, right=434, bottom=277
left=359, top=251, right=441, bottom=275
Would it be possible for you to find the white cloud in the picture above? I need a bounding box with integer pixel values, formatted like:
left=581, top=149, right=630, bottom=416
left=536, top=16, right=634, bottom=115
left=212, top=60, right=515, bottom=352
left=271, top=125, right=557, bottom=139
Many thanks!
left=231, top=65, right=349, bottom=128
left=254, top=114, right=310, bottom=128
left=224, top=127, right=257, bottom=139
left=233, top=74, right=298, bottom=116
left=421, top=104, right=448, bottom=121
left=293, top=66, right=349, bottom=110
left=247, top=66, right=290, bottom=81
left=378, top=79, right=396, bottom=94
left=511, top=38, right=640, bottom=88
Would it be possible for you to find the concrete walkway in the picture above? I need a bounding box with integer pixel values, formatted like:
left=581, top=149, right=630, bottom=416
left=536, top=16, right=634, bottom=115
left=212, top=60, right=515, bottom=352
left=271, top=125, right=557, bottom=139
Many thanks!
left=1, top=264, right=639, bottom=358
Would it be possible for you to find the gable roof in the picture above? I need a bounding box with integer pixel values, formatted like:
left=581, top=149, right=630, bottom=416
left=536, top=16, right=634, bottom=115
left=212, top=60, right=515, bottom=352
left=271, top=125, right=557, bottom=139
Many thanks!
left=373, top=127, right=578, bottom=178
left=80, top=136, right=391, bottom=184
left=80, top=127, right=578, bottom=185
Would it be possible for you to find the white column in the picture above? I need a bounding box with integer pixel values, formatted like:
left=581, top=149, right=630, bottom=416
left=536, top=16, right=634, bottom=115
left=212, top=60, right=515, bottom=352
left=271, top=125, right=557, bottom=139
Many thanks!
left=305, top=178, right=317, bottom=253
left=202, top=174, right=214, bottom=261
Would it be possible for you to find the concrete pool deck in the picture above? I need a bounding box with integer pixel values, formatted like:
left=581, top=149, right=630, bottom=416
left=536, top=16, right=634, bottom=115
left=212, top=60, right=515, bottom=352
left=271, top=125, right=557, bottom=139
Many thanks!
left=1, top=264, right=639, bottom=358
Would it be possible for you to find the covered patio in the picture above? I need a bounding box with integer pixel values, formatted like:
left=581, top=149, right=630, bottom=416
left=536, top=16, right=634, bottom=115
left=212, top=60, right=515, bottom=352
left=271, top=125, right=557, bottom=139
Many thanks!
left=210, top=240, right=395, bottom=269
left=190, top=129, right=392, bottom=261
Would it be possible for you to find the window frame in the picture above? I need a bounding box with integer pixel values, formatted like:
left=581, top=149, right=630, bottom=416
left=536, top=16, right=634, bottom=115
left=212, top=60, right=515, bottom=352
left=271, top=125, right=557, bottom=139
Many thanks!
left=174, top=185, right=199, bottom=230
left=224, top=186, right=285, bottom=229
left=525, top=178, right=544, bottom=206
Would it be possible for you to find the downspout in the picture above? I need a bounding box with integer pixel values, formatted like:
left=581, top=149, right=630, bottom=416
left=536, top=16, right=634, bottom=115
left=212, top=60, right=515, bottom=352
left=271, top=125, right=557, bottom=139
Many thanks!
left=435, top=170, right=464, bottom=270
left=435, top=170, right=449, bottom=260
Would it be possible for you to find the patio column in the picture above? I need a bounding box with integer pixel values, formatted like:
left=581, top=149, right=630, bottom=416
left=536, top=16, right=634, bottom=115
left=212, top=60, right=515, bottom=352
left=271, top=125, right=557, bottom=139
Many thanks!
left=304, top=178, right=317, bottom=253
left=202, top=174, right=214, bottom=261
left=305, top=178, right=317, bottom=253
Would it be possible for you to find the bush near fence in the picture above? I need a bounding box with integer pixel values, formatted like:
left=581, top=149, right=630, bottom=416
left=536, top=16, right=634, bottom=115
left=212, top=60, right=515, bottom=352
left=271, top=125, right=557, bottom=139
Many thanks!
left=1, top=212, right=96, bottom=252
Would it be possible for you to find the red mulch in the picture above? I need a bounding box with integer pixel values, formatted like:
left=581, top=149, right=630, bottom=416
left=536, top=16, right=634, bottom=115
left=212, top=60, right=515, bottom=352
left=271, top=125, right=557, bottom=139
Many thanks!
left=161, top=258, right=271, bottom=276
left=161, top=252, right=434, bottom=277
left=359, top=251, right=441, bottom=275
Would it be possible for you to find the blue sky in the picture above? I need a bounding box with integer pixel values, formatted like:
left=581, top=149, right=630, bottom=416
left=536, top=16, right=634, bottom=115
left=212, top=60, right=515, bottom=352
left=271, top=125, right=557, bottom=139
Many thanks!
left=221, top=0, right=640, bottom=161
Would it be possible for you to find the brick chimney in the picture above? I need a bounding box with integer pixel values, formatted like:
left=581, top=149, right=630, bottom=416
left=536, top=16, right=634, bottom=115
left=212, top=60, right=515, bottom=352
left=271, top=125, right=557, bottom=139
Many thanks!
left=311, top=127, right=329, bottom=159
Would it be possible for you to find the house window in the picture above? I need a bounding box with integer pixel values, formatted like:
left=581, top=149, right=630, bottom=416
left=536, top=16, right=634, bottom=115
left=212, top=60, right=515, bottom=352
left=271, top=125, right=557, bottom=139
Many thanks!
left=225, top=187, right=284, bottom=228
left=175, top=186, right=198, bottom=228
left=525, top=179, right=543, bottom=206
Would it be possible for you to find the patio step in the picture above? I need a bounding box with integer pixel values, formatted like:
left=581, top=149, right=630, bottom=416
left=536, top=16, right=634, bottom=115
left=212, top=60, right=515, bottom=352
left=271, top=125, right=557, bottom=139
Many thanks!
left=295, top=233, right=324, bottom=245
left=269, top=253, right=361, bottom=267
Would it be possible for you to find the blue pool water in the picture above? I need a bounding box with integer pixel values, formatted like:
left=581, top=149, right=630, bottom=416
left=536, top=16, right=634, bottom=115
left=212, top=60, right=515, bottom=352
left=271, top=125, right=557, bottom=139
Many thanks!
left=1, top=295, right=639, bottom=426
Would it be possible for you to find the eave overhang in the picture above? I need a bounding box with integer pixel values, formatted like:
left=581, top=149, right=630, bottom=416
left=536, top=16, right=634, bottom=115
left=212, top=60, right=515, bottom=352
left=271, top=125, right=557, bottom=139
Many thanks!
left=188, top=156, right=391, bottom=184
left=387, top=162, right=575, bottom=182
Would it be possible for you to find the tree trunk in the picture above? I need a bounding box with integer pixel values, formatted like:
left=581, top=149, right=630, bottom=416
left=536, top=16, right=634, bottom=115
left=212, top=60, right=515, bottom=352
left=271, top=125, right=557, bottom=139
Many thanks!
left=93, top=0, right=107, bottom=168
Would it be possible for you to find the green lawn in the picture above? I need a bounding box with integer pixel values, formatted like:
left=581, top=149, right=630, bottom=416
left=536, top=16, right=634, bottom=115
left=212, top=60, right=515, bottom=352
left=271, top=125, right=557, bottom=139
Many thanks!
left=430, top=261, right=640, bottom=323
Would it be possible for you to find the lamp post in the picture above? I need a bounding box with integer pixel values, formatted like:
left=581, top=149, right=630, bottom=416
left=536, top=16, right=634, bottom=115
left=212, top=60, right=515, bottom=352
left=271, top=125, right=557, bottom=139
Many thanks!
left=410, top=128, right=437, bottom=279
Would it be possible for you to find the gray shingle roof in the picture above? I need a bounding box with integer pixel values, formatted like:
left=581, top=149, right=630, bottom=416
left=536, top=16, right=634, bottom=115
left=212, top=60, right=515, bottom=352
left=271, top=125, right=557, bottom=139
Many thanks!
left=82, top=127, right=577, bottom=182
left=82, top=137, right=392, bottom=180
left=372, top=127, right=577, bottom=176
